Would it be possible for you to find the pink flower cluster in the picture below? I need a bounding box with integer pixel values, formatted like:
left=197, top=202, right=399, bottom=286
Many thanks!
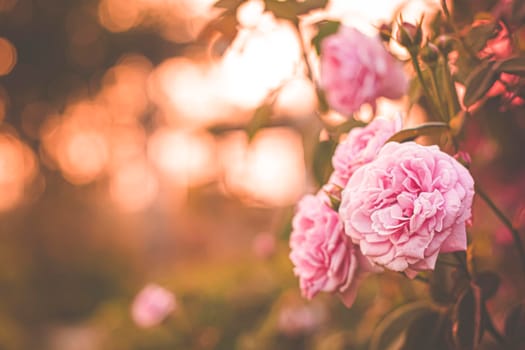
left=289, top=118, right=475, bottom=307
left=320, top=26, right=408, bottom=116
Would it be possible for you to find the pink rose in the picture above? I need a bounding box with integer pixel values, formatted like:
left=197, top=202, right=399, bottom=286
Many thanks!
left=340, top=142, right=475, bottom=278
left=289, top=192, right=377, bottom=307
left=131, top=284, right=176, bottom=328
left=320, top=26, right=408, bottom=116
left=329, top=115, right=402, bottom=190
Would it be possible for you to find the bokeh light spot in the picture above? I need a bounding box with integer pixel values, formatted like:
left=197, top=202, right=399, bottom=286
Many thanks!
left=0, top=37, right=17, bottom=76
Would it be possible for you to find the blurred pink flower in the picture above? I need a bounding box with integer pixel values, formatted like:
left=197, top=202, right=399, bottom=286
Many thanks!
left=289, top=192, right=377, bottom=307
left=131, top=283, right=176, bottom=328
left=340, top=142, right=475, bottom=278
left=476, top=21, right=524, bottom=109
left=453, top=151, right=472, bottom=168
left=320, top=26, right=408, bottom=116
left=478, top=21, right=513, bottom=60
left=277, top=302, right=326, bottom=336
left=329, top=115, right=402, bottom=190
left=252, top=232, right=276, bottom=259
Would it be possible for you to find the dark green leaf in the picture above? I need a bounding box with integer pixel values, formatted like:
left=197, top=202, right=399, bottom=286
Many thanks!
left=504, top=302, right=525, bottom=347
left=213, top=0, right=245, bottom=9
left=369, top=301, right=433, bottom=350
left=497, top=56, right=525, bottom=76
left=264, top=0, right=329, bottom=23
left=401, top=309, right=451, bottom=350
left=246, top=104, right=273, bottom=141
left=386, top=122, right=450, bottom=143
left=295, top=0, right=329, bottom=15
left=312, top=139, right=336, bottom=186
left=311, top=20, right=341, bottom=54
left=462, top=60, right=499, bottom=107
left=464, top=22, right=497, bottom=53
left=474, top=271, right=500, bottom=300
left=264, top=0, right=299, bottom=22
left=198, top=12, right=239, bottom=56
left=452, top=283, right=482, bottom=350
left=454, top=51, right=480, bottom=84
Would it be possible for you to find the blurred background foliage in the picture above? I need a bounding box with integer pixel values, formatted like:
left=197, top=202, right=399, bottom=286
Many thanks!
left=0, top=0, right=523, bottom=349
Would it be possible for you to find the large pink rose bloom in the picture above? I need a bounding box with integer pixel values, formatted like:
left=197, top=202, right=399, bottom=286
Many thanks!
left=320, top=27, right=408, bottom=116
left=289, top=192, right=376, bottom=307
left=330, top=115, right=402, bottom=189
left=340, top=142, right=474, bottom=278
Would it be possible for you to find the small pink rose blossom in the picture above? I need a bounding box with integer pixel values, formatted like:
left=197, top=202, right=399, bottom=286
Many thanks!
left=131, top=284, right=176, bottom=328
left=289, top=192, right=377, bottom=307
left=340, top=142, right=475, bottom=278
left=329, top=115, right=402, bottom=190
left=320, top=26, right=408, bottom=116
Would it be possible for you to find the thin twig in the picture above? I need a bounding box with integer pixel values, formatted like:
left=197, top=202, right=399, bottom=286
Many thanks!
left=482, top=302, right=507, bottom=345
left=475, top=184, right=525, bottom=275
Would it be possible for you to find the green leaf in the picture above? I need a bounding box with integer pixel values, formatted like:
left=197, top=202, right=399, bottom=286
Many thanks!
left=246, top=104, right=273, bottom=141
left=462, top=60, right=499, bottom=107
left=264, top=0, right=328, bottom=23
left=264, top=0, right=298, bottom=22
left=295, top=0, right=329, bottom=15
left=386, top=122, right=450, bottom=143
left=497, top=56, right=525, bottom=76
left=213, top=0, right=245, bottom=9
left=452, top=283, right=482, bottom=350
left=370, top=301, right=434, bottom=350
left=312, top=139, right=336, bottom=186
left=474, top=271, right=500, bottom=300
left=464, top=22, right=497, bottom=53
left=311, top=20, right=341, bottom=54
left=504, top=302, right=525, bottom=347
left=401, top=309, right=452, bottom=350
left=198, top=12, right=239, bottom=56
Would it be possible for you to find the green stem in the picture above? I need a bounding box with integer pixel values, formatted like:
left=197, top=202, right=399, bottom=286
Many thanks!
left=428, top=65, right=449, bottom=122
left=441, top=55, right=461, bottom=119
left=414, top=274, right=430, bottom=284
left=411, top=54, right=444, bottom=122
left=475, top=184, right=525, bottom=275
